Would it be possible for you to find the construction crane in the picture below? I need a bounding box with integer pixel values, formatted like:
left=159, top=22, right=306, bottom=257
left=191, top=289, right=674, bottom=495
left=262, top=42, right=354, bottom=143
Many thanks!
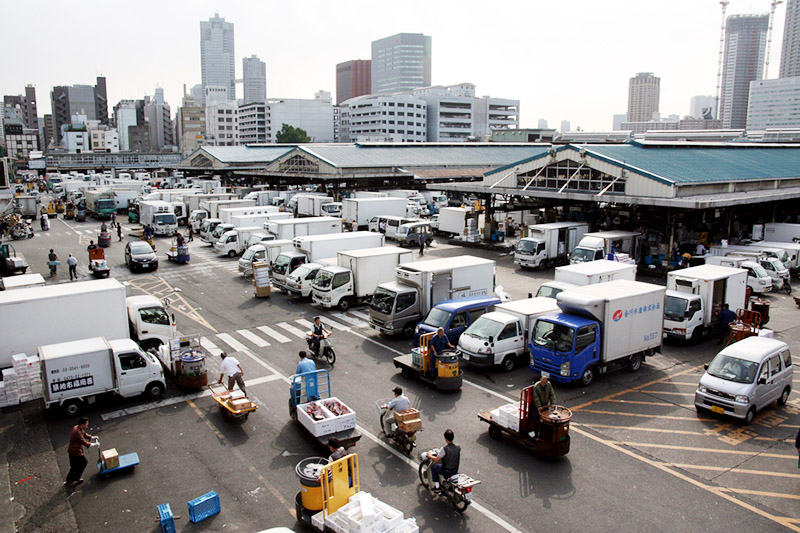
left=716, top=1, right=730, bottom=122
left=764, top=0, right=784, bottom=79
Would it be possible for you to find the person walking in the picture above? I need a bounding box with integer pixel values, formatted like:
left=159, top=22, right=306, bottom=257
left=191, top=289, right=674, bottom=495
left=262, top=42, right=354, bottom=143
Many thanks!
left=117, top=224, right=123, bottom=241
left=110, top=212, right=116, bottom=228
left=67, top=253, right=78, bottom=281
left=187, top=225, right=194, bottom=242
left=418, top=232, right=425, bottom=256
left=218, top=352, right=246, bottom=396
left=65, top=417, right=93, bottom=486
left=48, top=249, right=58, bottom=277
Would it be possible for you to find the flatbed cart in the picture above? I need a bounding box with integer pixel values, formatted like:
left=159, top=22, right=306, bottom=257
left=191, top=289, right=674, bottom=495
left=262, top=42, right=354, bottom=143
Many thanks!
left=165, top=236, right=190, bottom=263
left=393, top=332, right=462, bottom=391
left=209, top=382, right=258, bottom=423
left=92, top=438, right=140, bottom=479
left=289, top=370, right=361, bottom=450
left=88, top=248, right=110, bottom=278
left=478, top=385, right=571, bottom=457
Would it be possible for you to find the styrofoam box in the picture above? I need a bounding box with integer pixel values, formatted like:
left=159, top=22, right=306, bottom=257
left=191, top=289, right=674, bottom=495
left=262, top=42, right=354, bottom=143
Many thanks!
left=11, top=354, right=27, bottom=366
left=296, top=401, right=338, bottom=437
left=387, top=518, right=420, bottom=533
left=320, top=397, right=356, bottom=432
left=311, top=511, right=325, bottom=531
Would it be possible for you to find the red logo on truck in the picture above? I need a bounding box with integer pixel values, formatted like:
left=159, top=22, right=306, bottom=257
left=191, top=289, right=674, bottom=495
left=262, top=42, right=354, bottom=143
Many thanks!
left=612, top=310, right=623, bottom=322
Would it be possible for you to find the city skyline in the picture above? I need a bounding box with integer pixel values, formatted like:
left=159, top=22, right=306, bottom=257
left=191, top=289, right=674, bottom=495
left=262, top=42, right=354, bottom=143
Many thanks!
left=0, top=0, right=789, bottom=132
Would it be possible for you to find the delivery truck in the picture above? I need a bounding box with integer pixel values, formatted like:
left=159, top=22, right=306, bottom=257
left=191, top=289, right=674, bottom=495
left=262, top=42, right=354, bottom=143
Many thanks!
left=457, top=298, right=561, bottom=372
left=0, top=279, right=175, bottom=368
left=705, top=255, right=772, bottom=294
left=342, top=197, right=408, bottom=231
left=40, top=337, right=166, bottom=416
left=244, top=190, right=282, bottom=206
left=295, top=195, right=333, bottom=217
left=272, top=232, right=385, bottom=290
left=229, top=212, right=290, bottom=229
left=437, top=207, right=474, bottom=237
left=536, top=259, right=637, bottom=298
left=199, top=199, right=256, bottom=220
left=663, top=265, right=748, bottom=342
left=266, top=217, right=342, bottom=240
left=750, top=241, right=800, bottom=276
left=84, top=187, right=117, bottom=219
left=420, top=191, right=448, bottom=214
left=369, top=255, right=496, bottom=338
left=569, top=231, right=642, bottom=265
left=514, top=222, right=589, bottom=269
left=529, top=280, right=665, bottom=386
left=219, top=205, right=279, bottom=224
left=760, top=222, right=800, bottom=243
left=214, top=226, right=262, bottom=257
left=238, top=239, right=295, bottom=277
left=312, top=248, right=414, bottom=311
left=139, top=200, right=178, bottom=236
left=187, top=193, right=238, bottom=230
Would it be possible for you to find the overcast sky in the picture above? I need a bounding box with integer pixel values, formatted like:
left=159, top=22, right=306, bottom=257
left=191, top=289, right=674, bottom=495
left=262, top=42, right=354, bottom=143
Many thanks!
left=1, top=0, right=786, bottom=132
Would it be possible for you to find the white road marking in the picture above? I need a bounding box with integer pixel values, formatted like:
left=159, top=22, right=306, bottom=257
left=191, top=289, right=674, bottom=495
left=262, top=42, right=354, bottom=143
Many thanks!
left=216, top=332, right=249, bottom=353
left=330, top=311, right=369, bottom=328
left=237, top=329, right=270, bottom=347
left=317, top=317, right=350, bottom=331
left=256, top=325, right=291, bottom=344
left=347, top=309, right=370, bottom=321
left=200, top=336, right=223, bottom=356
left=295, top=318, right=313, bottom=329
left=276, top=321, right=307, bottom=339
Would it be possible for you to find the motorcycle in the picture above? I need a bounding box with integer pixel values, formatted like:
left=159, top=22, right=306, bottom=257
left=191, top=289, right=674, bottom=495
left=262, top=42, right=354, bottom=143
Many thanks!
left=10, top=221, right=34, bottom=240
left=305, top=330, right=336, bottom=365
left=376, top=400, right=420, bottom=454
left=418, top=449, right=480, bottom=513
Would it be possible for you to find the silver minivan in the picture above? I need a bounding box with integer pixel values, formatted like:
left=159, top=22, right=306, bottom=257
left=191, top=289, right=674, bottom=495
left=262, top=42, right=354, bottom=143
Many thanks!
left=695, top=337, right=793, bottom=424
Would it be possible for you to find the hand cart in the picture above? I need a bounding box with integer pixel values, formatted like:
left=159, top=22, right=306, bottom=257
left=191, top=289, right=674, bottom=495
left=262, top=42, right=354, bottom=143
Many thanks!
left=289, top=369, right=361, bottom=450
left=93, top=437, right=140, bottom=479
left=209, top=382, right=258, bottom=423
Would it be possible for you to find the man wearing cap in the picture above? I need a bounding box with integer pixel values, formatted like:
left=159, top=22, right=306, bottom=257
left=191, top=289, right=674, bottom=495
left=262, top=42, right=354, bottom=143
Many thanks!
left=381, top=386, right=411, bottom=437
left=531, top=372, right=555, bottom=437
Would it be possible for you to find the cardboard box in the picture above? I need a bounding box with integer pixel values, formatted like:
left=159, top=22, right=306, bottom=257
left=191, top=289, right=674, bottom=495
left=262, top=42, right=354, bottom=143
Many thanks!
left=230, top=398, right=252, bottom=410
left=394, top=408, right=420, bottom=423
left=101, top=449, right=119, bottom=469
left=398, top=418, right=423, bottom=432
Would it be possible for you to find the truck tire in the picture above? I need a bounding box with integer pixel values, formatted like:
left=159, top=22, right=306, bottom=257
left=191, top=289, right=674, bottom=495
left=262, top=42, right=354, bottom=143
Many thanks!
left=501, top=355, right=516, bottom=372
left=227, top=250, right=236, bottom=258
left=145, top=382, right=165, bottom=400
left=628, top=353, right=643, bottom=372
left=402, top=324, right=415, bottom=338
left=337, top=298, right=350, bottom=312
left=62, top=400, right=81, bottom=417
left=691, top=326, right=705, bottom=344
left=744, top=406, right=756, bottom=425
left=580, top=366, right=596, bottom=387
left=778, top=386, right=791, bottom=406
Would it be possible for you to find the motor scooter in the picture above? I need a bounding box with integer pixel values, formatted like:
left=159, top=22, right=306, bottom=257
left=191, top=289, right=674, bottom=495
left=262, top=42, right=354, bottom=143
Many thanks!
left=305, top=330, right=336, bottom=365
left=418, top=449, right=480, bottom=513
left=376, top=400, right=420, bottom=454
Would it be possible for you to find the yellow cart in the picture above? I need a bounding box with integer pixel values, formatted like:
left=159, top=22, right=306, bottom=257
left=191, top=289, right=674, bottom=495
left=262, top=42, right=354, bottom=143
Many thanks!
left=209, top=382, right=258, bottom=423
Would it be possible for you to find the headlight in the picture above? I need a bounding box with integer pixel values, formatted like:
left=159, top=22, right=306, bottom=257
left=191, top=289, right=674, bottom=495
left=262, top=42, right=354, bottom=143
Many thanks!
left=674, top=328, right=686, bottom=335
left=386, top=323, right=395, bottom=330
left=415, top=325, right=420, bottom=333
left=697, top=386, right=707, bottom=394
left=560, top=361, right=570, bottom=376
left=477, top=347, right=492, bottom=355
left=735, top=395, right=750, bottom=404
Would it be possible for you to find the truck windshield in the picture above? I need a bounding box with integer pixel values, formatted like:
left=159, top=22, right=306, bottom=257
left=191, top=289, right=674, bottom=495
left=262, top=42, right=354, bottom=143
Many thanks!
left=570, top=247, right=594, bottom=262
left=97, top=199, right=115, bottom=209
left=664, top=295, right=688, bottom=322
left=155, top=214, right=176, bottom=225
left=423, top=308, right=451, bottom=328
left=536, top=285, right=564, bottom=299
left=516, top=240, right=536, bottom=254
left=751, top=263, right=769, bottom=278
left=463, top=317, right=503, bottom=340
left=706, top=354, right=758, bottom=384
left=242, top=247, right=257, bottom=260
left=532, top=321, right=575, bottom=353
left=322, top=204, right=340, bottom=214
left=314, top=269, right=334, bottom=288
left=272, top=255, right=291, bottom=274
left=370, top=287, right=397, bottom=314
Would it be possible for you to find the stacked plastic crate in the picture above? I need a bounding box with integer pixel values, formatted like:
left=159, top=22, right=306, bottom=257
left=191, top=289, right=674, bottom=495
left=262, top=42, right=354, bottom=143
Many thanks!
left=463, top=219, right=480, bottom=243
left=1, top=368, right=19, bottom=407
left=12, top=354, right=33, bottom=404
left=27, top=356, right=43, bottom=400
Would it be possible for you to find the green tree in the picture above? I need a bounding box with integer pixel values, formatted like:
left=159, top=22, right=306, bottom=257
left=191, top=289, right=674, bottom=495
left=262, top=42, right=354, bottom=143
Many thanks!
left=275, top=123, right=311, bottom=143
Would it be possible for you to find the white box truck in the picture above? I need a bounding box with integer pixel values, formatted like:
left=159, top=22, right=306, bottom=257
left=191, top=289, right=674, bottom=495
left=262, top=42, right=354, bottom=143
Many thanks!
left=570, top=231, right=642, bottom=265
left=214, top=226, right=263, bottom=256
left=238, top=240, right=296, bottom=277
left=312, top=248, right=414, bottom=311
left=751, top=241, right=800, bottom=276
left=515, top=222, right=589, bottom=269
left=230, top=212, right=291, bottom=229
left=187, top=193, right=238, bottom=230
left=353, top=191, right=388, bottom=198
left=342, top=197, right=408, bottom=231
left=457, top=298, right=560, bottom=372
left=40, top=337, right=166, bottom=416
left=762, top=222, right=800, bottom=243
left=296, top=195, right=333, bottom=217
left=139, top=200, right=179, bottom=236
left=244, top=190, right=282, bottom=206
left=663, top=265, right=748, bottom=342
left=536, top=259, right=637, bottom=299
left=437, top=207, right=474, bottom=237
left=0, top=279, right=175, bottom=368
left=272, top=232, right=385, bottom=289
left=199, top=199, right=256, bottom=220
left=529, top=280, right=665, bottom=386
left=266, top=217, right=342, bottom=240
left=705, top=256, right=772, bottom=294
left=369, top=256, right=496, bottom=337
left=219, top=205, right=279, bottom=224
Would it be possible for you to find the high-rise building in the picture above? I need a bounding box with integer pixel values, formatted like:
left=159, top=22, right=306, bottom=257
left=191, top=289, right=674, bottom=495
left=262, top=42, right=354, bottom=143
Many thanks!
left=144, top=88, right=174, bottom=151
left=336, top=60, right=371, bottom=105
left=746, top=76, right=800, bottom=129
left=780, top=0, right=800, bottom=78
left=113, top=100, right=137, bottom=151
left=627, top=72, right=660, bottom=123
left=612, top=113, right=627, bottom=130
left=720, top=14, right=768, bottom=129
left=371, top=33, right=431, bottom=94
left=340, top=93, right=426, bottom=143
left=3, top=85, right=38, bottom=130
left=177, top=91, right=206, bottom=156
left=690, top=95, right=717, bottom=119
left=200, top=14, right=235, bottom=104
left=50, top=77, right=109, bottom=146
left=243, top=55, right=266, bottom=104
left=560, top=120, right=571, bottom=134
left=537, top=119, right=549, bottom=129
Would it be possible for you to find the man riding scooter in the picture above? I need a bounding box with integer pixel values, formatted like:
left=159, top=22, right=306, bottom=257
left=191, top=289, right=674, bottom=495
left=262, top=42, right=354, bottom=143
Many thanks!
left=427, top=429, right=460, bottom=492
left=380, top=387, right=410, bottom=437
left=309, top=316, right=330, bottom=358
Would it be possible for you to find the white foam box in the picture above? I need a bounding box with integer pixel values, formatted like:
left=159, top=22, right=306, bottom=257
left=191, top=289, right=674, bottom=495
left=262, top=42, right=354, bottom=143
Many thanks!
left=387, top=518, right=420, bottom=533
left=320, top=397, right=357, bottom=432
left=11, top=354, right=27, bottom=367
left=373, top=499, right=404, bottom=531
left=2, top=368, right=17, bottom=382
left=758, top=329, right=775, bottom=338
left=296, top=400, right=338, bottom=437
left=500, top=403, right=521, bottom=432
left=489, top=407, right=505, bottom=425
left=311, top=510, right=325, bottom=531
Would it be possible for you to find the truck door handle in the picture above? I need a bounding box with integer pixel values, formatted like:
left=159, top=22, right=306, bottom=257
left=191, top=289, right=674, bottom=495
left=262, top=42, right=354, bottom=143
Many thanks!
left=141, top=330, right=148, bottom=334
left=121, top=372, right=127, bottom=375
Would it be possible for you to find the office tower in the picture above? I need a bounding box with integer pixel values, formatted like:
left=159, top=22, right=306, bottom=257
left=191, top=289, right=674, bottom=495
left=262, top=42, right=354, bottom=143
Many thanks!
left=336, top=60, right=371, bottom=105
left=371, top=33, right=431, bottom=93
left=720, top=14, right=768, bottom=129
left=200, top=14, right=235, bottom=104
left=3, top=85, right=38, bottom=130
left=144, top=88, right=174, bottom=151
left=627, top=72, right=660, bottom=122
left=243, top=55, right=266, bottom=104
left=113, top=100, right=137, bottom=151
left=560, top=120, right=571, bottom=134
left=690, top=95, right=717, bottom=119
left=747, top=77, right=800, bottom=129
left=177, top=89, right=206, bottom=156
left=537, top=118, right=549, bottom=129
left=50, top=77, right=109, bottom=145
left=780, top=0, right=800, bottom=78
left=612, top=113, right=627, bottom=130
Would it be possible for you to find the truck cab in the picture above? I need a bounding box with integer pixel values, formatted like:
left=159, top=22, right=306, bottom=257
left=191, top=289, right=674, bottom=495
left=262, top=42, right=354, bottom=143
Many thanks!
left=208, top=223, right=234, bottom=245
left=413, top=296, right=501, bottom=347
left=706, top=256, right=772, bottom=294
left=311, top=265, right=353, bottom=308
left=152, top=212, right=178, bottom=236
left=126, top=295, right=176, bottom=352
left=189, top=209, right=208, bottom=231
left=369, top=282, right=419, bottom=337
left=530, top=314, right=597, bottom=384
left=238, top=243, right=268, bottom=276
left=200, top=218, right=223, bottom=242
left=214, top=230, right=241, bottom=256
left=457, top=311, right=528, bottom=371
left=271, top=251, right=308, bottom=289
left=286, top=262, right=325, bottom=299
left=515, top=238, right=547, bottom=268
left=536, top=281, right=577, bottom=299
left=321, top=202, right=342, bottom=217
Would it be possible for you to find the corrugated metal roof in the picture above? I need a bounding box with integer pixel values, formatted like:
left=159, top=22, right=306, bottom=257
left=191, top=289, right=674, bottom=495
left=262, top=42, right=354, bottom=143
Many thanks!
left=197, top=145, right=295, bottom=164
left=583, top=143, right=800, bottom=184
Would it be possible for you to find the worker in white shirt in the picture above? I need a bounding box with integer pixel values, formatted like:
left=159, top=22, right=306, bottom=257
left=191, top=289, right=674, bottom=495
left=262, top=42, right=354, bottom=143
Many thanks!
left=218, top=352, right=246, bottom=396
left=696, top=242, right=708, bottom=256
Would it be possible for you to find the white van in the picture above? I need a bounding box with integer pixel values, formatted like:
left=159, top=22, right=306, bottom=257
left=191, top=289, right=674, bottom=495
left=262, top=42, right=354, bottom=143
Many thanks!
left=695, top=337, right=792, bottom=424
left=369, top=215, right=419, bottom=239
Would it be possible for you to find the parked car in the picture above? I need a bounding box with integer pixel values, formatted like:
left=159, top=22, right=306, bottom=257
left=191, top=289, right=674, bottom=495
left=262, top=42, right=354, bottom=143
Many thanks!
left=125, top=242, right=158, bottom=272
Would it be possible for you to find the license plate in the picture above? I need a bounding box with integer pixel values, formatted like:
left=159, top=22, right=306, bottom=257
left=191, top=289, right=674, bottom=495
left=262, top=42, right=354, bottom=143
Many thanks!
left=462, top=353, right=469, bottom=360
left=711, top=405, right=725, bottom=414
left=464, top=492, right=471, bottom=501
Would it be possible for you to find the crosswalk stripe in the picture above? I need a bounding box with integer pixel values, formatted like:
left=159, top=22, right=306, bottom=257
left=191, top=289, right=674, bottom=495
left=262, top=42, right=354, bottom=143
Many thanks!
left=237, top=329, right=270, bottom=347
left=277, top=321, right=307, bottom=339
left=296, top=319, right=313, bottom=329
left=256, top=325, right=291, bottom=344
left=216, top=332, right=249, bottom=352
left=315, top=317, right=350, bottom=331
left=200, top=336, right=223, bottom=356
left=348, top=309, right=370, bottom=321
left=330, top=311, right=369, bottom=328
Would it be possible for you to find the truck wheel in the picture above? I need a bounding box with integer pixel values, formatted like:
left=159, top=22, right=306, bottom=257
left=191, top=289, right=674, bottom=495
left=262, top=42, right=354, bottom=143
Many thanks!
left=488, top=425, right=503, bottom=440
left=227, top=250, right=236, bottom=258
left=501, top=355, right=516, bottom=372
left=778, top=386, right=791, bottom=406
left=628, top=353, right=642, bottom=372
left=62, top=400, right=81, bottom=417
left=691, top=326, right=705, bottom=344
left=145, top=382, right=165, bottom=400
left=580, top=366, right=595, bottom=387
left=402, top=324, right=415, bottom=338
left=337, top=298, right=350, bottom=312
left=744, top=406, right=756, bottom=425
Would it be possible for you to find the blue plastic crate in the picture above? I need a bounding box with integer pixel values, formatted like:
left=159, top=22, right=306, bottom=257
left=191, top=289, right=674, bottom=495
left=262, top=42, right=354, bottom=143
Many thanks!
left=188, top=491, right=220, bottom=523
left=157, top=503, right=175, bottom=533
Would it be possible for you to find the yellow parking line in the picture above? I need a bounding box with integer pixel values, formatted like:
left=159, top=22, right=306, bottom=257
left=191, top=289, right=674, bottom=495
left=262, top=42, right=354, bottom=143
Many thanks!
left=576, top=423, right=706, bottom=436
left=638, top=390, right=695, bottom=396
left=613, top=441, right=796, bottom=459
left=663, top=381, right=700, bottom=386
left=670, top=463, right=800, bottom=479
left=603, top=399, right=694, bottom=408
left=579, top=409, right=712, bottom=421
left=719, top=487, right=800, bottom=501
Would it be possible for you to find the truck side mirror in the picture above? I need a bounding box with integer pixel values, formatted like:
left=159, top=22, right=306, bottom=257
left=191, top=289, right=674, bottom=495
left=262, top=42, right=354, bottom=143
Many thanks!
left=704, top=364, right=708, bottom=370
left=758, top=377, right=767, bottom=385
left=488, top=336, right=494, bottom=345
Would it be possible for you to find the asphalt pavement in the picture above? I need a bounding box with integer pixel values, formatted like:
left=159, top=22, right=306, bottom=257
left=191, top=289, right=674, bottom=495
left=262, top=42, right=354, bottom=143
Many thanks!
left=2, top=212, right=800, bottom=532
